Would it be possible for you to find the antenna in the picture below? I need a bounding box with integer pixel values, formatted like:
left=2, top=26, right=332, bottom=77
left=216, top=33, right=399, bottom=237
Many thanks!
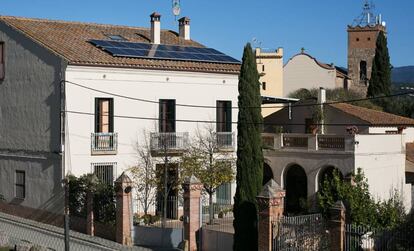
left=172, top=0, right=181, bottom=20
left=352, top=0, right=378, bottom=27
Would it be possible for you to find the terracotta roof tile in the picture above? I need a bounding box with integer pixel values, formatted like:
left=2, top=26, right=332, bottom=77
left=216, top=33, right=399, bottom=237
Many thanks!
left=329, top=102, right=414, bottom=126
left=0, top=16, right=240, bottom=74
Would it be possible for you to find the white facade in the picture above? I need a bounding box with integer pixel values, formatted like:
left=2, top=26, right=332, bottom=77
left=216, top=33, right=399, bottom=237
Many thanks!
left=283, top=53, right=348, bottom=97
left=64, top=66, right=239, bottom=211
left=263, top=133, right=412, bottom=212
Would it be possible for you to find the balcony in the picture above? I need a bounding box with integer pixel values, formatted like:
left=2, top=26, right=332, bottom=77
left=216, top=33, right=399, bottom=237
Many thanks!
left=91, top=133, right=118, bottom=155
left=262, top=133, right=355, bottom=153
left=216, top=132, right=236, bottom=152
left=150, top=132, right=189, bottom=157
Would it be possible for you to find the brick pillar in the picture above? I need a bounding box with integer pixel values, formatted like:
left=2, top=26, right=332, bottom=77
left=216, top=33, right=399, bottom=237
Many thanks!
left=257, top=179, right=286, bottom=251
left=115, top=172, right=133, bottom=246
left=86, top=190, right=94, bottom=236
left=183, top=176, right=202, bottom=251
left=329, top=201, right=346, bottom=251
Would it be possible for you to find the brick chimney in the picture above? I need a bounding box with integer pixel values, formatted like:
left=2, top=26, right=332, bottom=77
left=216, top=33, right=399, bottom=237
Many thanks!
left=179, top=17, right=191, bottom=40
left=150, top=12, right=161, bottom=44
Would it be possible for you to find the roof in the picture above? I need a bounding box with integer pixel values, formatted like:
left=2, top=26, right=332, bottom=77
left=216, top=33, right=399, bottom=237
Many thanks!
left=0, top=16, right=240, bottom=74
left=329, top=102, right=414, bottom=126
left=284, top=52, right=350, bottom=79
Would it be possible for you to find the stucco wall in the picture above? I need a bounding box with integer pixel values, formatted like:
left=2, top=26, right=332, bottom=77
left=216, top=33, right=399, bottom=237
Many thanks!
left=283, top=54, right=336, bottom=97
left=0, top=22, right=64, bottom=214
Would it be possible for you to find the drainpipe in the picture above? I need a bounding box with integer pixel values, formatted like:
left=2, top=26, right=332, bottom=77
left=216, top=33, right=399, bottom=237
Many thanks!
left=318, top=87, right=326, bottom=135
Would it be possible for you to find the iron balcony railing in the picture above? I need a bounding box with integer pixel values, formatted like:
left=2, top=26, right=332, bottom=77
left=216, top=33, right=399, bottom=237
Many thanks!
left=91, top=132, right=118, bottom=154
left=150, top=132, right=189, bottom=153
left=216, top=132, right=235, bottom=151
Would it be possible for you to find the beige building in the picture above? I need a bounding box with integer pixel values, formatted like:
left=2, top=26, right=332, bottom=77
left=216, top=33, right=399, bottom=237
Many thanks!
left=283, top=51, right=352, bottom=97
left=255, top=47, right=284, bottom=117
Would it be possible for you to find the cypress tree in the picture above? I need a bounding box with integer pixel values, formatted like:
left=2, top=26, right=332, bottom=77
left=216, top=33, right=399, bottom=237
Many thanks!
left=367, top=31, right=392, bottom=97
left=233, top=43, right=264, bottom=251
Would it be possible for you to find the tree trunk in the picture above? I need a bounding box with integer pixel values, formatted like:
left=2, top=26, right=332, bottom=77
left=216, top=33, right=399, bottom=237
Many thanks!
left=209, top=192, right=214, bottom=225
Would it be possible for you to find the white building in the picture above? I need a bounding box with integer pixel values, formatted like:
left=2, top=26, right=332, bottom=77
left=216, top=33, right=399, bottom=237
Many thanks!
left=262, top=89, right=414, bottom=213
left=0, top=14, right=240, bottom=220
left=283, top=50, right=352, bottom=97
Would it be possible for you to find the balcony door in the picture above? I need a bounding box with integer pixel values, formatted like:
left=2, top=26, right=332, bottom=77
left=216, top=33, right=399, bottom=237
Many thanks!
left=95, top=98, right=114, bottom=133
left=216, top=101, right=232, bottom=133
left=159, top=99, right=176, bottom=133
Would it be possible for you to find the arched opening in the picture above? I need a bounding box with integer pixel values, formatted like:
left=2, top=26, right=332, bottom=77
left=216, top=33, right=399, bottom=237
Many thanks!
left=263, top=163, right=274, bottom=185
left=360, top=60, right=367, bottom=83
left=318, top=166, right=343, bottom=191
left=284, top=165, right=308, bottom=215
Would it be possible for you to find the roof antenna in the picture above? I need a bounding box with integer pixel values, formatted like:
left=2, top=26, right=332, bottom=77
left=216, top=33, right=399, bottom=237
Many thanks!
left=172, top=0, right=181, bottom=21
left=352, top=0, right=377, bottom=27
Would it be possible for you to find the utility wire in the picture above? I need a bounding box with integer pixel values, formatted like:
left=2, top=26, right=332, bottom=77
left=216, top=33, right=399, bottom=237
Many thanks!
left=62, top=80, right=414, bottom=110
left=65, top=110, right=414, bottom=127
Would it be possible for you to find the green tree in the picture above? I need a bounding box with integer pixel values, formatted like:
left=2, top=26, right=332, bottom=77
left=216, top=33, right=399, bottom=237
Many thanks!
left=233, top=43, right=264, bottom=251
left=367, top=31, right=392, bottom=97
left=180, top=125, right=235, bottom=224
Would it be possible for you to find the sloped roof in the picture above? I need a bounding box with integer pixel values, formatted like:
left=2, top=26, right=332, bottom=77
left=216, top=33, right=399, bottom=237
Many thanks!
left=329, top=102, right=414, bottom=126
left=0, top=16, right=240, bottom=74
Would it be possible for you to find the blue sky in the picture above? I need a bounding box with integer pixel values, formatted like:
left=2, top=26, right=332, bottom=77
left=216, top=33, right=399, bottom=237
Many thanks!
left=1, top=0, right=413, bottom=67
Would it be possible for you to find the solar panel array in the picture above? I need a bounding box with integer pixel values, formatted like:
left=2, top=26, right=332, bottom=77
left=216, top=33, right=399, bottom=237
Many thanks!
left=90, top=40, right=240, bottom=64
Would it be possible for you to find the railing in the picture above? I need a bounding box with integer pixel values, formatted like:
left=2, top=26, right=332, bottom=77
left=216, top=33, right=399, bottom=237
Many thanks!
left=216, top=132, right=235, bottom=151
left=150, top=132, right=189, bottom=153
left=318, top=135, right=345, bottom=150
left=261, top=133, right=355, bottom=152
left=283, top=135, right=308, bottom=148
left=91, top=132, right=118, bottom=154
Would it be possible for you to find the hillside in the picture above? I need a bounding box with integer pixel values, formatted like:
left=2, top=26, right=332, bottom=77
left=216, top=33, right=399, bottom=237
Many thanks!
left=392, top=66, right=414, bottom=85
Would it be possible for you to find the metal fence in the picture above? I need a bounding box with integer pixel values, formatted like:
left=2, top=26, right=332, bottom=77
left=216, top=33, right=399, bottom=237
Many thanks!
left=216, top=132, right=235, bottom=150
left=91, top=132, right=118, bottom=153
left=149, top=132, right=189, bottom=152
left=202, top=199, right=234, bottom=233
left=272, top=214, right=329, bottom=251
left=345, top=224, right=414, bottom=251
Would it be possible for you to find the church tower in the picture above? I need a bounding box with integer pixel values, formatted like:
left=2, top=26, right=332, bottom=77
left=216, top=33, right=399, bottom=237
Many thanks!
left=348, top=0, right=386, bottom=94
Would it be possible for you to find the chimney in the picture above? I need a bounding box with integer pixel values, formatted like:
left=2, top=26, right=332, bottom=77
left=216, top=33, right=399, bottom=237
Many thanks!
left=150, top=12, right=161, bottom=44
left=178, top=17, right=191, bottom=40
left=318, top=87, right=326, bottom=135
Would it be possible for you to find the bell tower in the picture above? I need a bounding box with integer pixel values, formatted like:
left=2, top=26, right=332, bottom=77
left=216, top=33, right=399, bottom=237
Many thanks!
left=348, top=0, right=386, bottom=94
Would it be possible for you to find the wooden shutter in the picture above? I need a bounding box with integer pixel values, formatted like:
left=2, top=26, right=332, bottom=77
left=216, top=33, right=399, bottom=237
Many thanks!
left=95, top=98, right=100, bottom=133
left=225, top=101, right=232, bottom=132
left=109, top=99, right=114, bottom=133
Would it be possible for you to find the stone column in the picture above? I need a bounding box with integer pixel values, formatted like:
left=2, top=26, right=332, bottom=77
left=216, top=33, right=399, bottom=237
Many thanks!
left=115, top=172, right=133, bottom=246
left=183, top=176, right=203, bottom=251
left=257, top=179, right=286, bottom=251
left=329, top=201, right=346, bottom=251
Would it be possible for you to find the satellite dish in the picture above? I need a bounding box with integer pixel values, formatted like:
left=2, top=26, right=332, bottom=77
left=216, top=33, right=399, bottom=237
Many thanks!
left=172, top=0, right=181, bottom=17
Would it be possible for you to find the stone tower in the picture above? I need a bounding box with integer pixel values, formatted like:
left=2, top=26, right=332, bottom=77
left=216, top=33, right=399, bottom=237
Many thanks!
left=348, top=0, right=386, bottom=94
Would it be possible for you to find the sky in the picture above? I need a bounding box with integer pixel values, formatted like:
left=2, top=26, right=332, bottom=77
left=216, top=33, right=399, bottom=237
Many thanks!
left=0, top=0, right=413, bottom=67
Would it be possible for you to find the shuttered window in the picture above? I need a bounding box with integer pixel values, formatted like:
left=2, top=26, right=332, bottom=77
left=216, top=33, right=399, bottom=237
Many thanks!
left=159, top=99, right=176, bottom=132
left=15, top=171, right=25, bottom=199
left=95, top=98, right=114, bottom=133
left=216, top=101, right=232, bottom=132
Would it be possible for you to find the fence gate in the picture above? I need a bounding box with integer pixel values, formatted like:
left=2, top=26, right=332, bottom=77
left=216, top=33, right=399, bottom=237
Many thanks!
left=272, top=214, right=330, bottom=251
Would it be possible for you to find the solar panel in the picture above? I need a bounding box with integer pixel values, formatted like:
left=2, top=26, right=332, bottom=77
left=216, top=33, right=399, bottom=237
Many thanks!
left=89, top=40, right=240, bottom=64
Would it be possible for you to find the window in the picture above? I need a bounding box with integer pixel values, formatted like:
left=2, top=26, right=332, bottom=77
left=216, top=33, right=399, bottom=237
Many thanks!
left=0, top=42, right=4, bottom=80
left=107, top=35, right=126, bottom=41
left=216, top=101, right=232, bottom=132
left=262, top=82, right=267, bottom=90
left=216, top=182, right=232, bottom=204
left=360, top=61, right=367, bottom=82
left=159, top=99, right=176, bottom=132
left=92, top=163, right=116, bottom=185
left=15, top=171, right=25, bottom=199
left=95, top=98, right=114, bottom=133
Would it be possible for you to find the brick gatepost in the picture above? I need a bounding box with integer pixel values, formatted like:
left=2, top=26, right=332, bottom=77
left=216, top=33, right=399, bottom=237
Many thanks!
left=329, top=201, right=346, bottom=251
left=256, top=179, right=286, bottom=251
left=183, top=175, right=203, bottom=251
left=115, top=172, right=133, bottom=246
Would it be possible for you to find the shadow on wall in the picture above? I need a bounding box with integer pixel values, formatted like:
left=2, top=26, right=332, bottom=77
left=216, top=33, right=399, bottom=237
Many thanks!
left=133, top=225, right=183, bottom=248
